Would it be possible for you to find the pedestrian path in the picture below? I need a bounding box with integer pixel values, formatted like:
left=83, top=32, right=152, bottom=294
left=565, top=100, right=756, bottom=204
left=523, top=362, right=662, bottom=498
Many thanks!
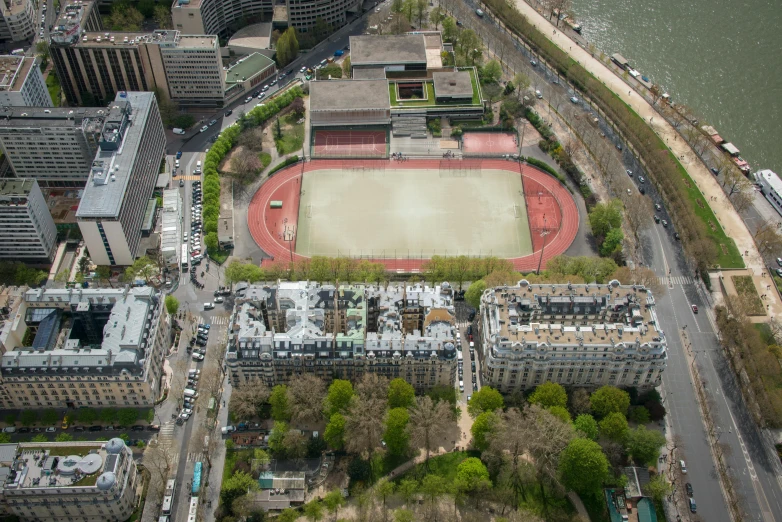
left=187, top=451, right=206, bottom=462
left=159, top=422, right=175, bottom=442
left=209, top=316, right=230, bottom=325
left=174, top=175, right=201, bottom=181
left=658, top=276, right=694, bottom=286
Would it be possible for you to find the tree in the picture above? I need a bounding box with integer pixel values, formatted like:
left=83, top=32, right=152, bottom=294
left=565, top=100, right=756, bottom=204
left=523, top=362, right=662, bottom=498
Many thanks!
left=230, top=380, right=271, bottom=419
left=164, top=295, right=179, bottom=315
left=290, top=97, right=305, bottom=120
left=269, top=384, right=291, bottom=421
left=626, top=426, right=666, bottom=466
left=574, top=414, right=599, bottom=440
left=117, top=408, right=138, bottom=426
left=31, top=434, right=48, bottom=443
left=41, top=409, right=58, bottom=426
left=35, top=40, right=50, bottom=66
left=471, top=411, right=499, bottom=451
left=154, top=4, right=172, bottom=28
left=375, top=478, right=395, bottom=516
left=569, top=388, right=592, bottom=416
left=547, top=406, right=571, bottom=423
left=456, top=457, right=492, bottom=497
left=283, top=429, right=308, bottom=460
left=324, top=379, right=354, bottom=417
left=558, top=438, right=609, bottom=496
left=754, top=221, right=782, bottom=258
left=600, top=228, right=624, bottom=257
left=125, top=256, right=159, bottom=283
left=430, top=6, right=445, bottom=30
left=590, top=386, right=631, bottom=417
left=20, top=410, right=38, bottom=426
left=288, top=373, right=326, bottom=426
left=344, top=395, right=385, bottom=458
left=395, top=509, right=415, bottom=522
left=341, top=56, right=352, bottom=78
left=323, top=413, right=346, bottom=451
left=230, top=147, right=262, bottom=179
left=384, top=407, right=410, bottom=456
left=0, top=433, right=10, bottom=444
left=222, top=470, right=259, bottom=509
left=644, top=474, right=673, bottom=504
left=464, top=279, right=486, bottom=309
left=304, top=499, right=324, bottom=522
left=421, top=474, right=448, bottom=510
left=588, top=199, right=623, bottom=238
left=55, top=432, right=73, bottom=442
left=356, top=372, right=389, bottom=403
left=408, top=395, right=456, bottom=465
left=598, top=412, right=629, bottom=442
left=107, top=1, right=144, bottom=31
left=467, top=386, right=504, bottom=417
left=441, top=16, right=458, bottom=44
left=481, top=60, right=503, bottom=84
left=268, top=421, right=289, bottom=455
left=528, top=381, right=567, bottom=409
left=388, top=378, right=415, bottom=409
left=323, top=489, right=345, bottom=522
left=397, top=478, right=419, bottom=505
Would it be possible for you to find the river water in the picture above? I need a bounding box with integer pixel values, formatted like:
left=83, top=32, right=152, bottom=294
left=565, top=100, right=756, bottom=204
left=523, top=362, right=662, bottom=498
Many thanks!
left=569, top=0, right=782, bottom=174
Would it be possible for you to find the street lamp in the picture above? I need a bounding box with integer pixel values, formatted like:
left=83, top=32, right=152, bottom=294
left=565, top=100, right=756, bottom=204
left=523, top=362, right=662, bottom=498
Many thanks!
left=536, top=214, right=550, bottom=275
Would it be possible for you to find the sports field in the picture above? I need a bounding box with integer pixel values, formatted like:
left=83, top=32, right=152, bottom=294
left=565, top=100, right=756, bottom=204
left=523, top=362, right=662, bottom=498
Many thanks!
left=295, top=167, right=533, bottom=258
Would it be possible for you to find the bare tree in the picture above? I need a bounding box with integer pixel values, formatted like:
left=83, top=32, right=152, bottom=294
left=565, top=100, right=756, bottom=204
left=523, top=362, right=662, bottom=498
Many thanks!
left=754, top=221, right=782, bottom=258
left=624, top=193, right=654, bottom=245
left=287, top=373, right=327, bottom=427
left=520, top=405, right=574, bottom=506
left=356, top=372, right=389, bottom=403
left=236, top=127, right=264, bottom=152
left=143, top=441, right=177, bottom=504
left=230, top=148, right=262, bottom=179
left=408, top=396, right=456, bottom=466
left=230, top=380, right=271, bottom=419
left=487, top=408, right=536, bottom=506
left=344, top=395, right=385, bottom=458
left=721, top=167, right=753, bottom=197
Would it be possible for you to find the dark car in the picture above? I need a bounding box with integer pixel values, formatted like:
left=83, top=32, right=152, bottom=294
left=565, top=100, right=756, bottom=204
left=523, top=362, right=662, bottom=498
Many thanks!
left=18, top=427, right=30, bottom=433
left=710, top=167, right=719, bottom=175
left=468, top=310, right=476, bottom=321
left=654, top=215, right=660, bottom=223
left=74, top=426, right=85, bottom=432
left=674, top=232, right=681, bottom=240
left=654, top=203, right=662, bottom=211
left=176, top=151, right=182, bottom=159
left=471, top=362, right=476, bottom=371
left=89, top=425, right=102, bottom=432
left=147, top=425, right=161, bottom=432
left=467, top=325, right=472, bottom=335
left=130, top=425, right=145, bottom=432
left=196, top=339, right=207, bottom=347
left=616, top=143, right=623, bottom=151
left=639, top=187, right=645, bottom=195
left=685, top=483, right=693, bottom=496
left=225, top=109, right=233, bottom=117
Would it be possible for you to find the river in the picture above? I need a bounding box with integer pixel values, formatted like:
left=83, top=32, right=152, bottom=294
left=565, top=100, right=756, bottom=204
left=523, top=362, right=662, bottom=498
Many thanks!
left=569, top=0, right=782, bottom=175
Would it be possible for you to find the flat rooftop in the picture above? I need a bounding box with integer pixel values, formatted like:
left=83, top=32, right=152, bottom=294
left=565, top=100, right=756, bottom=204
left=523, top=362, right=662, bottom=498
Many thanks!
left=225, top=53, right=276, bottom=86
left=310, top=79, right=390, bottom=111
left=0, top=56, right=34, bottom=93
left=0, top=179, right=35, bottom=197
left=433, top=71, right=473, bottom=97
left=227, top=23, right=272, bottom=51
left=76, top=92, right=154, bottom=219
left=173, top=0, right=204, bottom=8
left=0, top=106, right=107, bottom=129
left=350, top=34, right=427, bottom=66
left=353, top=67, right=386, bottom=80
left=176, top=34, right=217, bottom=49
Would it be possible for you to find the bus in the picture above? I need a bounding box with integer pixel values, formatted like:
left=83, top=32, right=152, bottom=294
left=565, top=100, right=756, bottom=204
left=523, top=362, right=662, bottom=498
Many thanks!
left=187, top=497, right=199, bottom=522
left=161, top=479, right=175, bottom=515
left=182, top=244, right=189, bottom=269
left=192, top=461, right=202, bottom=496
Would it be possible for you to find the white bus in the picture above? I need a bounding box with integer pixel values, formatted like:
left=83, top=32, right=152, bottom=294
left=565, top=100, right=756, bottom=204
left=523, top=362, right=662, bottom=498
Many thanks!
left=161, top=479, right=175, bottom=515
left=188, top=496, right=199, bottom=522
left=182, top=244, right=189, bottom=269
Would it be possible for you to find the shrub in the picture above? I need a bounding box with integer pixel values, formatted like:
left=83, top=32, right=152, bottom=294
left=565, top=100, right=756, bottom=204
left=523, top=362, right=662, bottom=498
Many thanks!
left=268, top=155, right=300, bottom=176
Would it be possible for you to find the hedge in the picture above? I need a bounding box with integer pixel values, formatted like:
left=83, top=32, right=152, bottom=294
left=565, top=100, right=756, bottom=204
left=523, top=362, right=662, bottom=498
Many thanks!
left=200, top=86, right=304, bottom=234
left=268, top=155, right=300, bottom=176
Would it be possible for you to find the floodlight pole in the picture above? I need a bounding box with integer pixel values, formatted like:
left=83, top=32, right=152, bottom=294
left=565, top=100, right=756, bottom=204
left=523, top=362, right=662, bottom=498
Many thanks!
left=536, top=214, right=549, bottom=275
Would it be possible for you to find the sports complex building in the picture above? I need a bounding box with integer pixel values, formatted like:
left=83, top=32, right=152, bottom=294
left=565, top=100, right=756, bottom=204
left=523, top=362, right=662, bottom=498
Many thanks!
left=247, top=32, right=580, bottom=272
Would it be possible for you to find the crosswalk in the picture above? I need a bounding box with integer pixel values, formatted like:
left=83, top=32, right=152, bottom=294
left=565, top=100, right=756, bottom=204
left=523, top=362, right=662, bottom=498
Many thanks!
left=159, top=422, right=175, bottom=442
left=174, top=175, right=201, bottom=180
left=658, top=276, right=694, bottom=286
left=208, top=315, right=231, bottom=325
left=187, top=451, right=207, bottom=462
left=455, top=321, right=472, bottom=328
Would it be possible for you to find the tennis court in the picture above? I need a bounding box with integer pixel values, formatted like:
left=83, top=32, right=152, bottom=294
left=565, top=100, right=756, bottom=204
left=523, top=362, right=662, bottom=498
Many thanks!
left=295, top=164, right=532, bottom=258
left=312, top=129, right=387, bottom=158
left=462, top=131, right=519, bottom=155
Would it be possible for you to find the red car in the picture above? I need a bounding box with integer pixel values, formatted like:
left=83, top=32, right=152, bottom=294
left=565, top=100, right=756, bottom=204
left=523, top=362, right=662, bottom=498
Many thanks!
left=691, top=304, right=698, bottom=314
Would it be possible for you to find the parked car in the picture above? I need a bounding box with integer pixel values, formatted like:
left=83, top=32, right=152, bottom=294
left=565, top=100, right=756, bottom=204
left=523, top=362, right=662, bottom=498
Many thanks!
left=224, top=109, right=232, bottom=117
left=176, top=151, right=182, bottom=159
left=685, top=483, right=693, bottom=496
left=570, top=96, right=579, bottom=103
left=691, top=304, right=698, bottom=313
left=214, top=297, right=224, bottom=303
left=88, top=425, right=102, bottom=432
left=208, top=119, right=217, bottom=126
left=199, top=125, right=208, bottom=133
left=131, top=425, right=145, bottom=431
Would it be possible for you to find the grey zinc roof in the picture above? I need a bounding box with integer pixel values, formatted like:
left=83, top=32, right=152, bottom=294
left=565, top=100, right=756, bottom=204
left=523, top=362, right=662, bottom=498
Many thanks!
left=433, top=71, right=473, bottom=98
left=350, top=34, right=427, bottom=65
left=76, top=92, right=155, bottom=219
left=310, top=79, right=390, bottom=111
left=352, top=67, right=387, bottom=80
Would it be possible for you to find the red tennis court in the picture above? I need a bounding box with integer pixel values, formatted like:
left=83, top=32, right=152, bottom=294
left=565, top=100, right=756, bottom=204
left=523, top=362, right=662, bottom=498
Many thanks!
left=312, top=129, right=386, bottom=157
left=462, top=131, right=518, bottom=155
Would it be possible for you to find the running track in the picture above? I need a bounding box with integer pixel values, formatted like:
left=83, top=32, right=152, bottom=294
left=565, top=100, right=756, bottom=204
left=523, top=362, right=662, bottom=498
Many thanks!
left=247, top=159, right=579, bottom=272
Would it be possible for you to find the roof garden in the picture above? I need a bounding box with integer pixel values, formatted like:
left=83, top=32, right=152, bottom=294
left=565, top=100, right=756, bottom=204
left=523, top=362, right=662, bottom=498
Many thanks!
left=388, top=68, right=482, bottom=108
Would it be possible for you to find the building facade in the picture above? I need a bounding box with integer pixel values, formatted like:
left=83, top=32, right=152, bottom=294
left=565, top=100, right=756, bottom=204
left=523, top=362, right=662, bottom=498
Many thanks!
left=0, top=179, right=57, bottom=263
left=76, top=92, right=165, bottom=266
left=0, top=439, right=138, bottom=521
left=226, top=282, right=458, bottom=392
left=0, top=55, right=52, bottom=107
left=479, top=280, right=667, bottom=393
left=0, top=0, right=35, bottom=42
left=0, top=106, right=107, bottom=187
left=0, top=286, right=170, bottom=409
left=286, top=0, right=360, bottom=32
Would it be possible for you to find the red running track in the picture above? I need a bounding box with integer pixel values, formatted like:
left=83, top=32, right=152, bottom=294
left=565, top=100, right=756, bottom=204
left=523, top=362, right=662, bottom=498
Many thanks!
left=312, top=130, right=386, bottom=157
left=247, top=159, right=579, bottom=272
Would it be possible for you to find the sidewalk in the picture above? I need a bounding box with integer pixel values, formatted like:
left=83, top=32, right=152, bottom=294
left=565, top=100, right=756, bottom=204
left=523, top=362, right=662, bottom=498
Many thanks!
left=512, top=0, right=764, bottom=274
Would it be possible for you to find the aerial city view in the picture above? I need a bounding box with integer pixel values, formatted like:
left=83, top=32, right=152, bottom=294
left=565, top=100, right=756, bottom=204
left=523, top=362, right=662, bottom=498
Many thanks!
left=0, top=0, right=779, bottom=521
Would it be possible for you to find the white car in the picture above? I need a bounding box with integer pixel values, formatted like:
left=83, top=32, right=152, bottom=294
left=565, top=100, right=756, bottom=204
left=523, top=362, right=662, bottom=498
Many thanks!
left=214, top=297, right=224, bottom=304
left=200, top=125, right=208, bottom=133
left=192, top=353, right=204, bottom=361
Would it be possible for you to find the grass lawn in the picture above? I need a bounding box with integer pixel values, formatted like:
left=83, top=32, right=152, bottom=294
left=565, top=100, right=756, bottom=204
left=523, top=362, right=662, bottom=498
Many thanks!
left=209, top=249, right=230, bottom=265
left=274, top=114, right=304, bottom=155
left=398, top=451, right=479, bottom=483
left=46, top=73, right=61, bottom=107
left=732, top=275, right=764, bottom=314
left=259, top=151, right=272, bottom=168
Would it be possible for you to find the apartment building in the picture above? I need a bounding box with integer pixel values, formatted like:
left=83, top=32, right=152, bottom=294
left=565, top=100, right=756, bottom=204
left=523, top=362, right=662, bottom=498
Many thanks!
left=0, top=106, right=107, bottom=187
left=0, top=285, right=170, bottom=410
left=0, top=179, right=57, bottom=263
left=0, top=439, right=138, bottom=521
left=226, top=282, right=458, bottom=392
left=479, top=280, right=667, bottom=393
left=76, top=92, right=165, bottom=266
left=0, top=0, right=35, bottom=42
left=0, top=55, right=52, bottom=107
left=286, top=0, right=361, bottom=32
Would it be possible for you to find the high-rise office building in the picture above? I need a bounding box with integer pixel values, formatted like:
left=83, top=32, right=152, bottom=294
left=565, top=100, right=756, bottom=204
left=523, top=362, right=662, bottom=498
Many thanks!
left=76, top=92, right=165, bottom=266
left=0, top=179, right=57, bottom=262
left=0, top=55, right=51, bottom=107
left=0, top=0, right=35, bottom=43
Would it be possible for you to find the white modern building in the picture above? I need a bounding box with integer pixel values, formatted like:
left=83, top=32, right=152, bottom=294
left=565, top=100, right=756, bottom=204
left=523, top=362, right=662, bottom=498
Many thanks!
left=160, top=189, right=182, bottom=269
left=479, top=280, right=667, bottom=392
left=76, top=92, right=165, bottom=266
left=0, top=106, right=107, bottom=188
left=0, top=0, right=35, bottom=43
left=0, top=179, right=57, bottom=263
left=0, top=55, right=51, bottom=107
left=755, top=169, right=782, bottom=218
left=0, top=286, right=170, bottom=409
left=0, top=439, right=138, bottom=521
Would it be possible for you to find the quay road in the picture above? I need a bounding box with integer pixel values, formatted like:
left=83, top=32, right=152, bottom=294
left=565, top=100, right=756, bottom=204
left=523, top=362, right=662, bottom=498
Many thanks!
left=446, top=0, right=782, bottom=520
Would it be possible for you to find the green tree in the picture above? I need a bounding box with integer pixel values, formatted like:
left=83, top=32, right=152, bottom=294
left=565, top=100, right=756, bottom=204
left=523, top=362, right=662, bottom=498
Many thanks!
left=547, top=405, right=572, bottom=423
left=387, top=378, right=415, bottom=409
left=117, top=408, right=138, bottom=427
left=137, top=0, right=155, bottom=17
left=324, top=413, right=346, bottom=450
left=375, top=478, right=395, bottom=513
left=269, top=384, right=291, bottom=421
left=558, top=438, right=609, bottom=496
left=429, top=6, right=445, bottom=30
left=442, top=16, right=458, bottom=44
left=77, top=408, right=97, bottom=424
left=125, top=256, right=159, bottom=283
left=628, top=405, right=651, bottom=424
left=421, top=474, right=448, bottom=507
left=464, top=279, right=486, bottom=309
left=574, top=414, right=599, bottom=440
left=221, top=471, right=259, bottom=512
left=599, top=412, right=629, bottom=442
left=55, top=432, right=73, bottom=442
left=20, top=410, right=38, bottom=426
left=277, top=508, right=300, bottom=522
left=0, top=433, right=10, bottom=444
left=324, top=379, right=354, bottom=417
left=31, top=434, right=48, bottom=443
left=165, top=295, right=179, bottom=315
left=455, top=457, right=492, bottom=497
left=588, top=199, right=623, bottom=238
left=528, top=381, right=568, bottom=409
left=644, top=474, right=673, bottom=504
left=626, top=426, right=666, bottom=466
left=467, top=386, right=504, bottom=417
left=481, top=60, right=503, bottom=84
left=107, top=1, right=144, bottom=31
left=397, top=478, right=419, bottom=505
left=204, top=231, right=219, bottom=254
left=95, top=265, right=113, bottom=287
left=268, top=421, right=290, bottom=455
left=35, top=41, right=50, bottom=66
left=323, top=489, right=345, bottom=521
left=600, top=228, right=624, bottom=257
left=304, top=499, right=324, bottom=522
left=471, top=411, right=499, bottom=451
left=384, top=407, right=410, bottom=456
left=590, top=386, right=631, bottom=417
left=395, top=509, right=414, bottom=522
left=153, top=4, right=172, bottom=28
left=41, top=409, right=58, bottom=426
